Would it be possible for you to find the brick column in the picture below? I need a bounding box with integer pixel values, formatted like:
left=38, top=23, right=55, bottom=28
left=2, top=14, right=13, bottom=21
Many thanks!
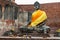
left=2, top=6, right=5, bottom=20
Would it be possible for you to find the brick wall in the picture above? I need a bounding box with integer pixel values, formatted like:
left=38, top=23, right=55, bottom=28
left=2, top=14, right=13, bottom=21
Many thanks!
left=18, top=2, right=60, bottom=28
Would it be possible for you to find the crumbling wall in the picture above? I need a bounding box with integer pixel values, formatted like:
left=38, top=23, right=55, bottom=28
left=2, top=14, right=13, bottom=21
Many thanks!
left=18, top=3, right=60, bottom=33
left=19, top=2, right=60, bottom=28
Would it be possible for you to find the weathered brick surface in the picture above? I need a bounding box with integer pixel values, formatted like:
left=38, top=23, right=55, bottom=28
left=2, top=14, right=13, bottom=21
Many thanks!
left=18, top=2, right=60, bottom=28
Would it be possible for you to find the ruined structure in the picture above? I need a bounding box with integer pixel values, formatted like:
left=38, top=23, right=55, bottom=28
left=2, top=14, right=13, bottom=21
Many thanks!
left=0, top=0, right=18, bottom=36
left=0, top=0, right=18, bottom=20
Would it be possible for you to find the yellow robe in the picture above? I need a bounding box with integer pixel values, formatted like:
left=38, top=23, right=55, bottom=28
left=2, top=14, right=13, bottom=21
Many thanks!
left=29, top=10, right=47, bottom=27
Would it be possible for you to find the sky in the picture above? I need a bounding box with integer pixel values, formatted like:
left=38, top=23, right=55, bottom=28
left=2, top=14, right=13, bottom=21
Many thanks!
left=15, top=0, right=60, bottom=5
